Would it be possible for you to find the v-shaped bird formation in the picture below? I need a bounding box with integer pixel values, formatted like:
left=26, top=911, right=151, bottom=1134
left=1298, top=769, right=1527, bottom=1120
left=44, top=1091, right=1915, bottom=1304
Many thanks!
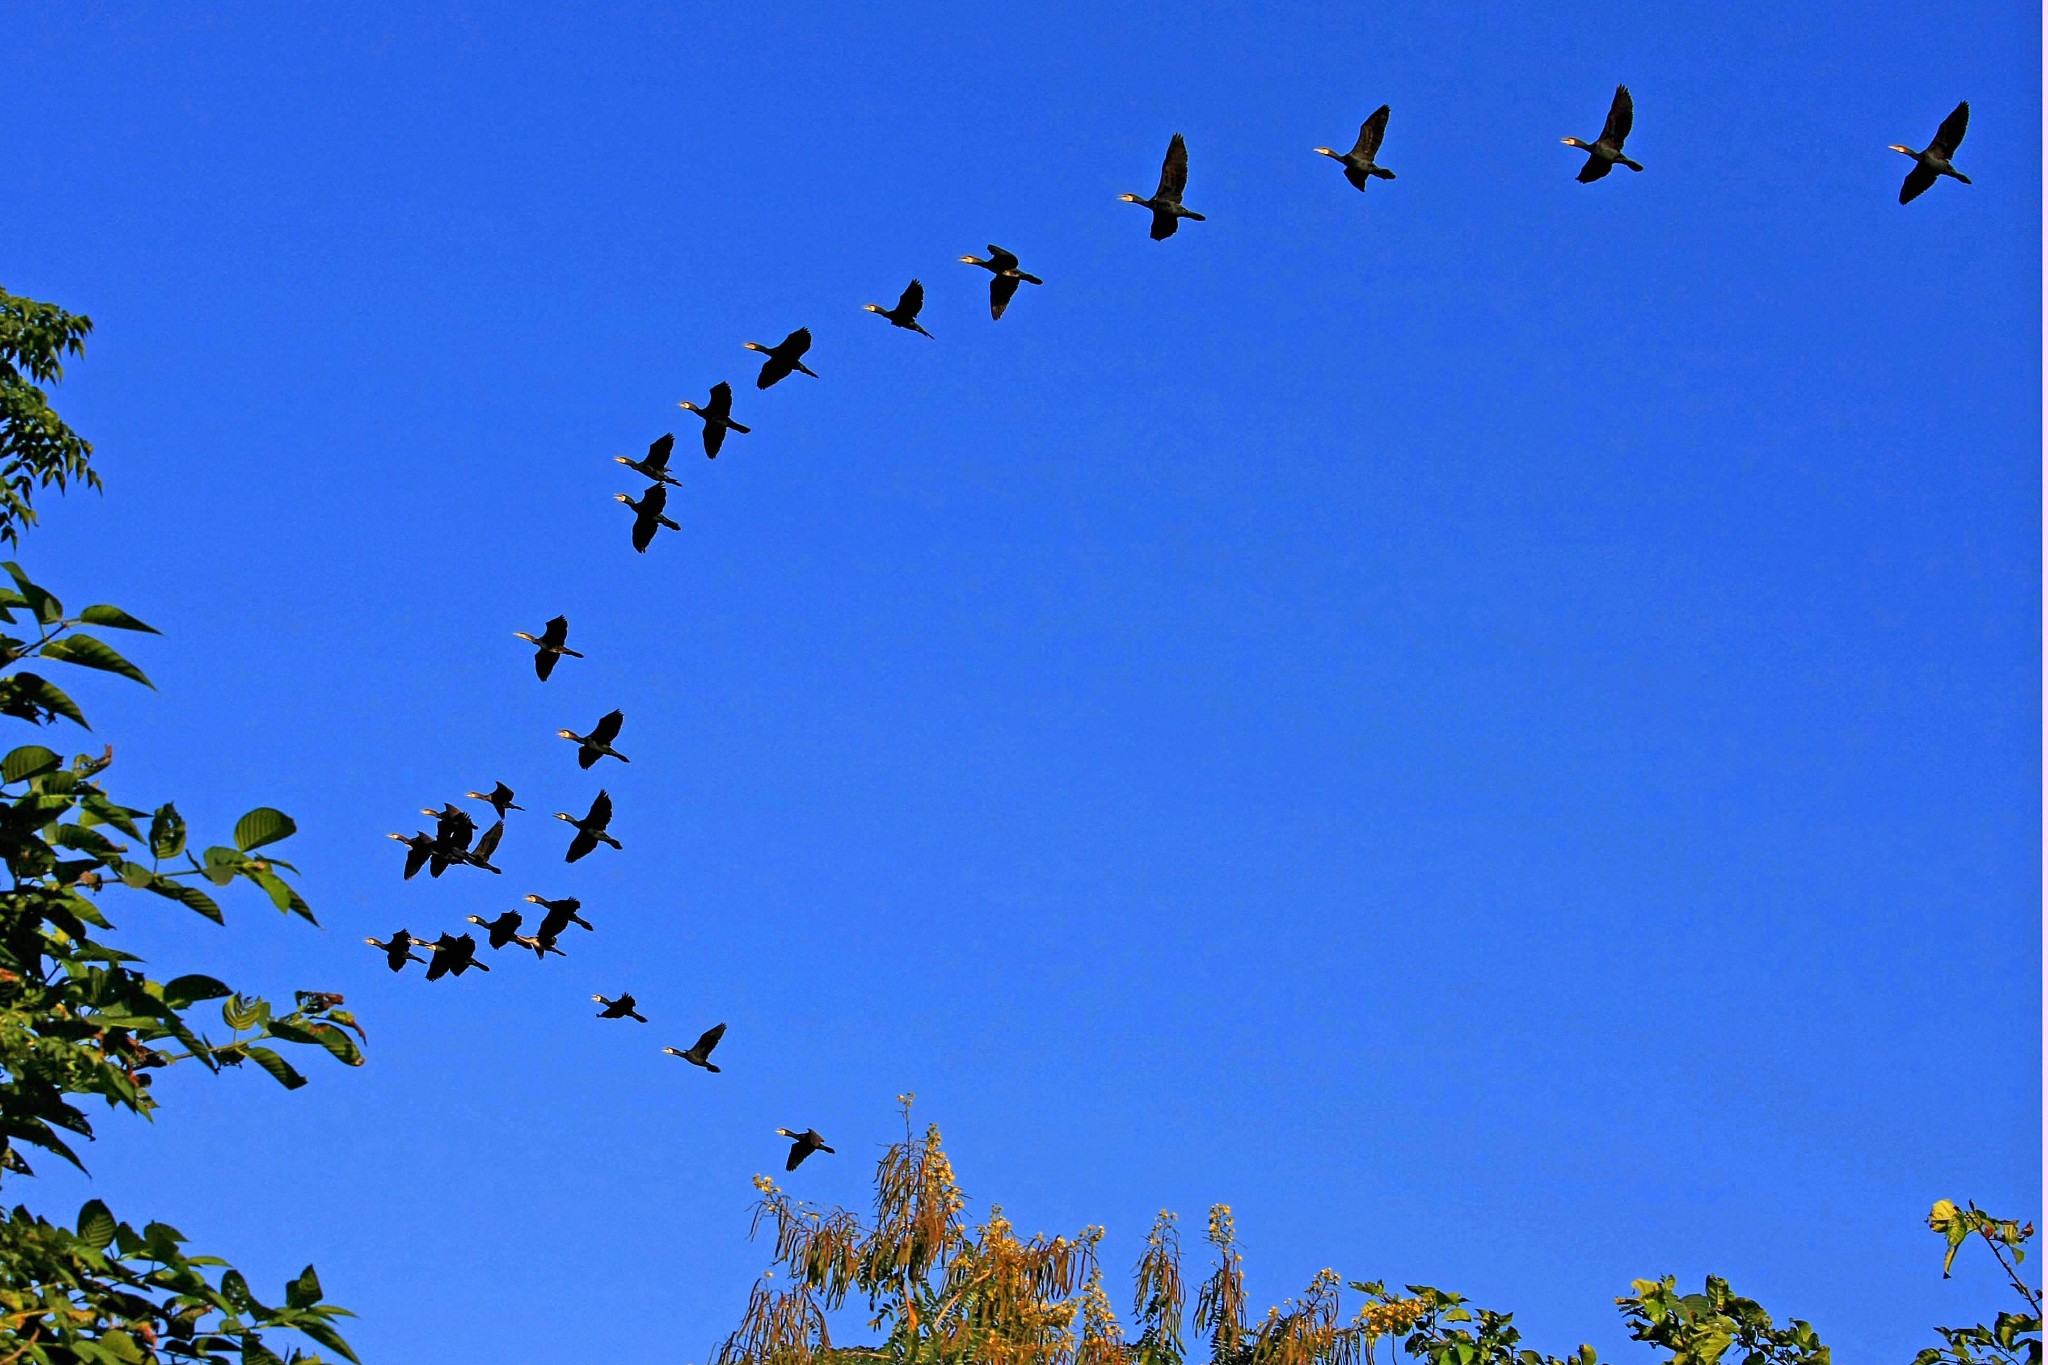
left=368, top=85, right=1978, bottom=1175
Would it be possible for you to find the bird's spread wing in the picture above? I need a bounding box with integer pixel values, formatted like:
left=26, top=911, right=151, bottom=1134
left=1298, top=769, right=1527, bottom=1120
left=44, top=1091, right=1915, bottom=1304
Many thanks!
left=786, top=327, right=812, bottom=357
left=1354, top=105, right=1390, bottom=160
left=1601, top=85, right=1633, bottom=147
left=592, top=710, right=624, bottom=744
left=707, top=383, right=733, bottom=418
left=987, top=245, right=1019, bottom=272
left=1157, top=133, right=1188, bottom=200
left=589, top=790, right=613, bottom=825
left=646, top=433, right=674, bottom=470
left=1577, top=156, right=1613, bottom=183
left=1344, top=165, right=1366, bottom=190
left=1932, top=101, right=1969, bottom=157
left=542, top=616, right=569, bottom=646
left=990, top=273, right=1022, bottom=319
left=695, top=1022, right=727, bottom=1056
left=703, top=423, right=726, bottom=457
left=897, top=280, right=923, bottom=315
left=1150, top=208, right=1178, bottom=240
left=473, top=820, right=504, bottom=860
left=1899, top=163, right=1938, bottom=203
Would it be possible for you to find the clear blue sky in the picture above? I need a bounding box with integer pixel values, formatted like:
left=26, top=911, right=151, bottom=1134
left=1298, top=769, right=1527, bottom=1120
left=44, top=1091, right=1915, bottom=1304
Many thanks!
left=9, top=3, right=2040, bottom=1361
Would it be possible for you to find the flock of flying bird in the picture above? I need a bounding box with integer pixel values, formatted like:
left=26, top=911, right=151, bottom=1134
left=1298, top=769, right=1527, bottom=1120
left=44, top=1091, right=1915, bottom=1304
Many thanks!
left=361, top=86, right=1978, bottom=1176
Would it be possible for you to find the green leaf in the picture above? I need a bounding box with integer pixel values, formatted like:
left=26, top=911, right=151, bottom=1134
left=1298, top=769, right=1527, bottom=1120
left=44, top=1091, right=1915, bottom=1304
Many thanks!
left=150, top=801, right=187, bottom=858
left=242, top=1045, right=307, bottom=1090
left=222, top=994, right=267, bottom=1031
left=285, top=1264, right=324, bottom=1310
left=76, top=603, right=159, bottom=633
left=4, top=561, right=64, bottom=623
left=76, top=1198, right=117, bottom=1249
left=233, top=806, right=297, bottom=853
left=147, top=876, right=224, bottom=923
left=0, top=671, right=89, bottom=727
left=2, top=742, right=61, bottom=782
left=162, top=974, right=232, bottom=1009
left=39, top=632, right=152, bottom=687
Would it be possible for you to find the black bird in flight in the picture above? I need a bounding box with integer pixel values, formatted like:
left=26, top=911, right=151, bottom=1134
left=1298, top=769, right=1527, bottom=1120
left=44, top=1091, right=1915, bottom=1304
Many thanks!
left=615, top=432, right=681, bottom=486
left=364, top=929, right=427, bottom=972
left=515, top=615, right=583, bottom=682
left=775, top=1127, right=836, bottom=1170
left=556, top=790, right=619, bottom=862
left=426, top=803, right=477, bottom=854
left=864, top=280, right=934, bottom=338
left=745, top=328, right=819, bottom=388
left=1891, top=101, right=1972, bottom=203
left=959, top=245, right=1043, bottom=320
left=467, top=782, right=522, bottom=819
left=525, top=893, right=595, bottom=939
left=1120, top=132, right=1206, bottom=240
left=466, top=909, right=525, bottom=949
left=593, top=992, right=648, bottom=1022
left=1316, top=105, right=1397, bottom=189
left=388, top=830, right=440, bottom=881
left=1562, top=85, right=1642, bottom=182
left=423, top=932, right=489, bottom=981
left=616, top=484, right=679, bottom=554
left=559, top=709, right=629, bottom=769
left=678, top=383, right=752, bottom=459
left=453, top=818, right=505, bottom=874
left=664, top=1022, right=728, bottom=1072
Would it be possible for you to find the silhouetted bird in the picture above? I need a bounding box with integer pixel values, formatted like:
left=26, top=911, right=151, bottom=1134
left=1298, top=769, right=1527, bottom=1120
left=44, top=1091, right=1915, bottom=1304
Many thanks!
left=525, top=893, right=595, bottom=939
left=615, top=432, right=681, bottom=486
left=559, top=709, right=629, bottom=769
left=451, top=819, right=504, bottom=874
left=664, top=1022, right=728, bottom=1072
left=1891, top=101, right=1972, bottom=204
left=1120, top=132, right=1206, bottom=240
left=516, top=931, right=567, bottom=960
left=775, top=1127, right=836, bottom=1170
left=745, top=328, right=818, bottom=389
left=1316, top=105, right=1396, bottom=189
left=515, top=616, right=582, bottom=682
left=959, top=245, right=1043, bottom=320
left=679, top=383, right=752, bottom=458
left=465, top=910, right=524, bottom=949
left=423, top=932, right=489, bottom=981
left=364, top=929, right=427, bottom=972
left=467, top=782, right=522, bottom=819
left=616, top=484, right=678, bottom=553
left=1562, top=85, right=1642, bottom=182
left=388, top=830, right=441, bottom=881
left=426, top=803, right=477, bottom=853
left=864, top=280, right=934, bottom=338
left=593, top=992, right=648, bottom=1022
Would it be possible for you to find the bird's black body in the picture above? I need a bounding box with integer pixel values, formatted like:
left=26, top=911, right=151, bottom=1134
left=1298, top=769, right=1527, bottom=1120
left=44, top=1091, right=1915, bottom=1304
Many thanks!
left=466, top=909, right=524, bottom=949
left=615, top=432, right=681, bottom=486
left=467, top=782, right=521, bottom=819
left=1563, top=85, right=1642, bottom=182
left=525, top=893, right=595, bottom=939
left=559, top=709, right=628, bottom=769
left=594, top=992, right=647, bottom=1022
left=960, top=245, right=1043, bottom=320
left=746, top=328, right=819, bottom=388
left=776, top=1127, right=835, bottom=1170
left=1316, top=105, right=1397, bottom=189
left=1892, top=101, right=1972, bottom=203
left=865, top=280, right=934, bottom=338
left=679, top=383, right=751, bottom=458
left=515, top=615, right=582, bottom=682
left=1121, top=132, right=1206, bottom=240
left=423, top=932, right=489, bottom=981
left=388, top=830, right=439, bottom=881
left=665, top=1022, right=728, bottom=1072
left=365, top=929, right=426, bottom=972
left=617, top=485, right=678, bottom=553
left=555, top=790, right=621, bottom=863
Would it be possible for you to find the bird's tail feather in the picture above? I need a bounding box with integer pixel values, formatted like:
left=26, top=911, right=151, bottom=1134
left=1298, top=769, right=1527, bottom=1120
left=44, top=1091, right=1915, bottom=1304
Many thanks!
left=728, top=421, right=751, bottom=433
left=1372, top=167, right=1397, bottom=180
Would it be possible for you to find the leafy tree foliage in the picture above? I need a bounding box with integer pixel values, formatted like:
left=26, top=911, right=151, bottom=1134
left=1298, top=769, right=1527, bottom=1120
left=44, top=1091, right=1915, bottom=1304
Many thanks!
left=0, top=285, right=360, bottom=1365
left=716, top=1107, right=2034, bottom=1365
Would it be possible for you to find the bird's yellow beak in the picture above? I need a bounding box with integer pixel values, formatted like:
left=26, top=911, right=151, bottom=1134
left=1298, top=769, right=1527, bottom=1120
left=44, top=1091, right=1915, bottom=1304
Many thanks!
left=863, top=304, right=880, bottom=312
left=1887, top=144, right=1911, bottom=154
left=958, top=255, right=977, bottom=263
left=1313, top=147, right=1333, bottom=156
left=677, top=401, right=696, bottom=410
left=1119, top=193, right=1139, bottom=202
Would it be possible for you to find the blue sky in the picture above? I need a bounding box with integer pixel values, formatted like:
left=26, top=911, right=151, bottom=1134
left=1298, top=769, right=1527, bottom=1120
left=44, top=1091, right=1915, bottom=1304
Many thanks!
left=7, top=2, right=2040, bottom=1361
